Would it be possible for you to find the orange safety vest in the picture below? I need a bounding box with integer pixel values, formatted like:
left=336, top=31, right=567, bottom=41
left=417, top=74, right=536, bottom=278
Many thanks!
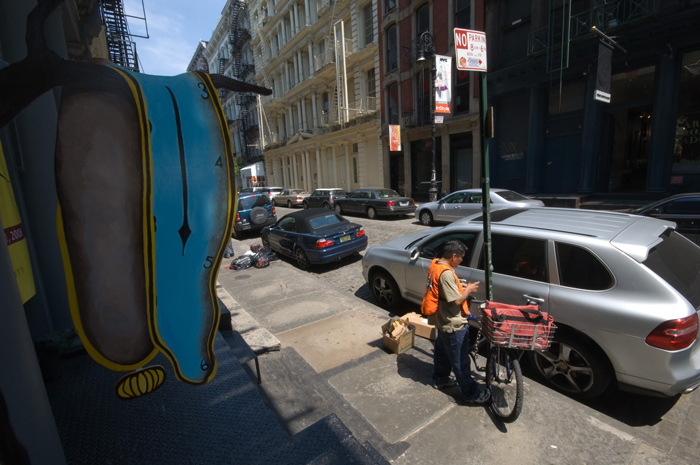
left=421, top=259, right=470, bottom=316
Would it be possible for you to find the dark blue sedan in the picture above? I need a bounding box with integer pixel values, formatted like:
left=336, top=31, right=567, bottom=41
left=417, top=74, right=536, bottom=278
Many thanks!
left=261, top=209, right=367, bottom=270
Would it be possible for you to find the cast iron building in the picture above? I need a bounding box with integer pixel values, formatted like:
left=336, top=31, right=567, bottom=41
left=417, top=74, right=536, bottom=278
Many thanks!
left=484, top=0, right=700, bottom=196
left=249, top=0, right=383, bottom=192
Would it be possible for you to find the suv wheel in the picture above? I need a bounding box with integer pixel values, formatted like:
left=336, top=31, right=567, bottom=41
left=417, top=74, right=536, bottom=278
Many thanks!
left=323, top=202, right=331, bottom=209
left=302, top=201, right=309, bottom=209
left=528, top=332, right=613, bottom=399
left=370, top=270, right=402, bottom=311
left=366, top=207, right=377, bottom=219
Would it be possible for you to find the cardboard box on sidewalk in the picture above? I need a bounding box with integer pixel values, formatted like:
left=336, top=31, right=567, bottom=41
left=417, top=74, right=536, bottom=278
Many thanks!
left=400, top=312, right=437, bottom=340
left=381, top=319, right=414, bottom=354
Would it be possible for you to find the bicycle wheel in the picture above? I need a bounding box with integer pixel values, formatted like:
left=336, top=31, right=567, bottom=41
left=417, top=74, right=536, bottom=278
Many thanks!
left=485, top=346, right=524, bottom=423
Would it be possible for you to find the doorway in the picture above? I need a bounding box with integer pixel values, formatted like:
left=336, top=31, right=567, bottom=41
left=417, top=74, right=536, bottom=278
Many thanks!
left=603, top=104, right=653, bottom=192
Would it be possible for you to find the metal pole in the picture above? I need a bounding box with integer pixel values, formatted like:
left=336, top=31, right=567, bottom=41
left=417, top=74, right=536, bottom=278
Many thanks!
left=479, top=72, right=493, bottom=301
left=429, top=53, right=438, bottom=202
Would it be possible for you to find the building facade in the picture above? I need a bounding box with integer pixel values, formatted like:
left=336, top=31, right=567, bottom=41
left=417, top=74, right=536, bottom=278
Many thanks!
left=197, top=0, right=268, bottom=188
left=379, top=0, right=484, bottom=200
left=484, top=0, right=700, bottom=196
left=247, top=0, right=383, bottom=193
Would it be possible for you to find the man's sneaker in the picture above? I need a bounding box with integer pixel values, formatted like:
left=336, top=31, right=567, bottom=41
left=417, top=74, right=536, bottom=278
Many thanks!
left=462, top=388, right=490, bottom=404
left=432, top=376, right=457, bottom=389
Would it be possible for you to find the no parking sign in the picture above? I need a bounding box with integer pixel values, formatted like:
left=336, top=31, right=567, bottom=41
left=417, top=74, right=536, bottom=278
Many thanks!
left=454, top=28, right=487, bottom=72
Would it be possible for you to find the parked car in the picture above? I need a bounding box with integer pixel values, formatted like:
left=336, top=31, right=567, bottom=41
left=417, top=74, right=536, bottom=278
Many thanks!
left=239, top=186, right=284, bottom=201
left=273, top=189, right=309, bottom=208
left=303, top=188, right=347, bottom=209
left=233, top=193, right=277, bottom=239
left=261, top=208, right=367, bottom=270
left=334, top=188, right=416, bottom=219
left=416, top=188, right=544, bottom=226
left=628, top=193, right=700, bottom=244
left=362, top=207, right=700, bottom=399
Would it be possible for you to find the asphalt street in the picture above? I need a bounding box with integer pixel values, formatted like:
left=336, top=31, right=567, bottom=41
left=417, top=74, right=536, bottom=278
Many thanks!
left=221, top=206, right=700, bottom=465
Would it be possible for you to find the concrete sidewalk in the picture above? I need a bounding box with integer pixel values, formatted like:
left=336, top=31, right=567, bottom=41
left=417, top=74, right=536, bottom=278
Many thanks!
left=216, top=257, right=698, bottom=465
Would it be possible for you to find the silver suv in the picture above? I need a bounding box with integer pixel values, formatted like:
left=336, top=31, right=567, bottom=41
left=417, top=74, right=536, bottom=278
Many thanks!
left=362, top=207, right=700, bottom=399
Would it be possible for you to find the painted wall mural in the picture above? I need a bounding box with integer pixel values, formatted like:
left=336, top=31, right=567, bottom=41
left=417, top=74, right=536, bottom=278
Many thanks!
left=0, top=0, right=271, bottom=395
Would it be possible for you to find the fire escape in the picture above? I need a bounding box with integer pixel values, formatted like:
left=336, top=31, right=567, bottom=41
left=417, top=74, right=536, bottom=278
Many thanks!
left=228, top=1, right=260, bottom=164
left=99, top=0, right=140, bottom=71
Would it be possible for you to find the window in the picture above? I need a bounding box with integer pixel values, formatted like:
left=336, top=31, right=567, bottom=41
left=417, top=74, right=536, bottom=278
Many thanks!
left=556, top=243, right=613, bottom=290
left=443, top=192, right=469, bottom=204
left=278, top=216, right=296, bottom=231
left=367, top=68, right=376, bottom=98
left=482, top=234, right=548, bottom=283
left=675, top=50, right=700, bottom=165
left=664, top=198, right=700, bottom=214
left=386, top=24, right=397, bottom=71
left=419, top=232, right=479, bottom=264
left=416, top=70, right=431, bottom=125
left=387, top=82, right=399, bottom=124
left=416, top=4, right=429, bottom=34
left=309, top=213, right=344, bottom=229
left=363, top=4, right=374, bottom=47
left=385, top=0, right=396, bottom=13
left=455, top=0, right=470, bottom=29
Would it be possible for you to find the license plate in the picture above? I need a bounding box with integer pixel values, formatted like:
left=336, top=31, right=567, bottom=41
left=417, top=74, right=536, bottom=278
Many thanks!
left=340, top=235, right=350, bottom=243
left=400, top=202, right=408, bottom=206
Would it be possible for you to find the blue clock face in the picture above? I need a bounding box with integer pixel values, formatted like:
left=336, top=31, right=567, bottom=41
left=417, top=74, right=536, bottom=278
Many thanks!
left=134, top=71, right=234, bottom=384
left=54, top=68, right=235, bottom=385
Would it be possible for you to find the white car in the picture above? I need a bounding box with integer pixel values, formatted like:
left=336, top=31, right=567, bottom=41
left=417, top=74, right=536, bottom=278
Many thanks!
left=362, top=207, right=700, bottom=399
left=416, top=188, right=544, bottom=226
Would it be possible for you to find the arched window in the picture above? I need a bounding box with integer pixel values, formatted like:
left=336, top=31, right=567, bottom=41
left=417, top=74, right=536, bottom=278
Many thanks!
left=416, top=4, right=430, bottom=35
left=386, top=24, right=398, bottom=71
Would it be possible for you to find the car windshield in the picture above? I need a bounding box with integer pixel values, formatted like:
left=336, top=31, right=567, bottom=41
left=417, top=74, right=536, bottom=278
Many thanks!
left=239, top=195, right=270, bottom=210
left=643, top=230, right=700, bottom=307
left=308, top=213, right=344, bottom=229
left=497, top=190, right=529, bottom=201
left=376, top=189, right=400, bottom=198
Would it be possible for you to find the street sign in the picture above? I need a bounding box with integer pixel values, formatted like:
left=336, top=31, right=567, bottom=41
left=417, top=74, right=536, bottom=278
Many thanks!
left=454, top=28, right=487, bottom=72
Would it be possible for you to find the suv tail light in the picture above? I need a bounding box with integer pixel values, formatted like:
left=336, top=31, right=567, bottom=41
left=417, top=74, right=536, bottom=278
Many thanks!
left=271, top=206, right=276, bottom=215
left=646, top=313, right=698, bottom=351
left=235, top=213, right=241, bottom=223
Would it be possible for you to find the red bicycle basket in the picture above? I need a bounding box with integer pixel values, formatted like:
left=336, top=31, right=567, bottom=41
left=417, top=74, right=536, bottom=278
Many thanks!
left=481, top=301, right=556, bottom=350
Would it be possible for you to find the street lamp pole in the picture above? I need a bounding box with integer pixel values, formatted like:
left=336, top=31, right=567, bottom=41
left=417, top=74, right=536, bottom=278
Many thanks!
left=417, top=31, right=438, bottom=202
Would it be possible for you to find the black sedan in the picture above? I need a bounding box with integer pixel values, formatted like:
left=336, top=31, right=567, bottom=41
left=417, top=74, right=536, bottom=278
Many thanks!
left=261, top=209, right=368, bottom=270
left=629, top=193, right=700, bottom=244
left=333, top=188, right=416, bottom=219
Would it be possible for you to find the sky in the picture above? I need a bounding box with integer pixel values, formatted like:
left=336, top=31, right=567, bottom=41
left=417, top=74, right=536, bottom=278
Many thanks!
left=123, top=0, right=228, bottom=76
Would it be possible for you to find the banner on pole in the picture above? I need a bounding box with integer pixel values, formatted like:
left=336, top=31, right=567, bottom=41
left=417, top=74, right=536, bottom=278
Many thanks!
left=595, top=40, right=613, bottom=103
left=389, top=125, right=401, bottom=151
left=435, top=55, right=452, bottom=114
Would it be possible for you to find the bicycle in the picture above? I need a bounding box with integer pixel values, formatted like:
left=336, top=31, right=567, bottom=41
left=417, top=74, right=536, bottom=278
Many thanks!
left=468, top=298, right=555, bottom=423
